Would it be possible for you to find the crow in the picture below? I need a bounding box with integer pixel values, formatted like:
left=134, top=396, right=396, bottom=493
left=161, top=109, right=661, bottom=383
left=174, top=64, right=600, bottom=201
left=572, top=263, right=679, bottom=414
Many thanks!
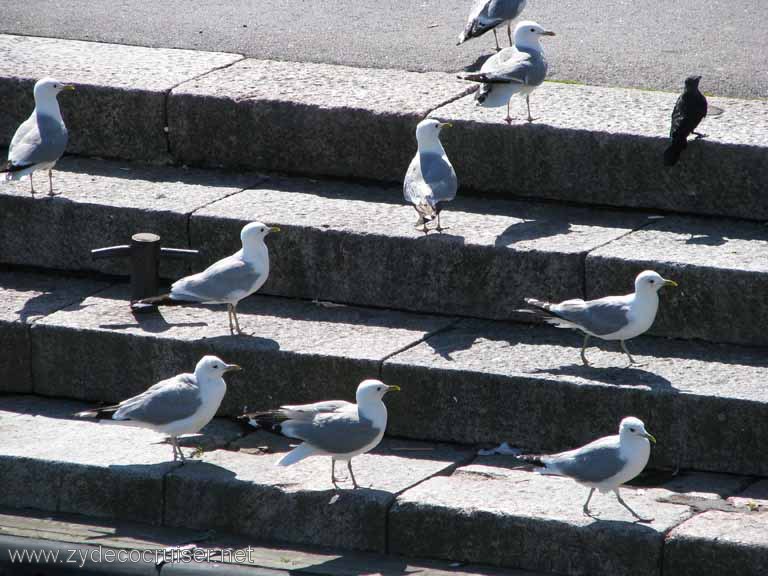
left=664, top=75, right=707, bottom=167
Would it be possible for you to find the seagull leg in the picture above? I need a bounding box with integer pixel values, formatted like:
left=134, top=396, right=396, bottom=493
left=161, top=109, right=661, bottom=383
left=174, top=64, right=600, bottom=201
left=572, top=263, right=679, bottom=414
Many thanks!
left=581, top=334, right=591, bottom=366
left=582, top=488, right=597, bottom=517
left=227, top=304, right=235, bottom=335
left=620, top=340, right=643, bottom=366
left=232, top=304, right=245, bottom=335
left=29, top=174, right=35, bottom=197
left=331, top=458, right=341, bottom=488
left=614, top=488, right=653, bottom=523
left=347, top=460, right=359, bottom=489
left=493, top=29, right=501, bottom=51
left=434, top=211, right=449, bottom=233
left=504, top=100, right=513, bottom=124
left=171, top=437, right=187, bottom=464
left=526, top=95, right=535, bottom=123
left=507, top=22, right=513, bottom=47
left=47, top=170, right=59, bottom=197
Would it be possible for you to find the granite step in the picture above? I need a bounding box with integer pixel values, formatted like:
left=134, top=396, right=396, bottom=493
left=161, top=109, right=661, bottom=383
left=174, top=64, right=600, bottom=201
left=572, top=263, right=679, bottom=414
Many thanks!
left=0, top=397, right=766, bottom=576
left=2, top=156, right=768, bottom=346
left=1, top=34, right=766, bottom=220
left=2, top=269, right=768, bottom=475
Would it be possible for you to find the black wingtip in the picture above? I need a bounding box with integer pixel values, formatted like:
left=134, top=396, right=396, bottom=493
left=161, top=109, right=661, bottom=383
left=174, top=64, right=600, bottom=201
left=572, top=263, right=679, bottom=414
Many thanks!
left=137, top=293, right=174, bottom=305
left=517, top=454, right=545, bottom=467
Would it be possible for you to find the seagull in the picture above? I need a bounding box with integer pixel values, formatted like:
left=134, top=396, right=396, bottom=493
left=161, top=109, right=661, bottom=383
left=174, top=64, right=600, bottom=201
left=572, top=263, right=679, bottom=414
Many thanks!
left=1, top=77, right=74, bottom=197
left=74, top=355, right=241, bottom=463
left=403, top=118, right=457, bottom=233
left=457, top=0, right=528, bottom=51
left=523, top=270, right=678, bottom=366
left=141, top=222, right=279, bottom=335
left=244, top=380, right=401, bottom=489
left=518, top=417, right=657, bottom=522
left=664, top=75, right=708, bottom=167
left=460, top=21, right=554, bottom=123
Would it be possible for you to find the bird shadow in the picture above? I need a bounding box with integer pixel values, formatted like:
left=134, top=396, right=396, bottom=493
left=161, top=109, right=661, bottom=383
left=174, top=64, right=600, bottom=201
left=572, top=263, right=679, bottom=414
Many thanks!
left=425, top=328, right=480, bottom=361
left=13, top=287, right=90, bottom=324
left=414, top=230, right=466, bottom=245
left=462, top=53, right=495, bottom=72
left=99, top=308, right=208, bottom=333
left=684, top=233, right=726, bottom=247
left=494, top=219, right=572, bottom=247
left=528, top=364, right=676, bottom=392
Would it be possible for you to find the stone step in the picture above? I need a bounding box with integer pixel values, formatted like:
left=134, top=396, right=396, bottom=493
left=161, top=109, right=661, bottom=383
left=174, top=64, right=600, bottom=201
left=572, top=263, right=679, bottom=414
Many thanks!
left=1, top=34, right=766, bottom=220
left=0, top=397, right=765, bottom=576
left=0, top=510, right=532, bottom=576
left=2, top=269, right=768, bottom=475
left=2, top=156, right=768, bottom=346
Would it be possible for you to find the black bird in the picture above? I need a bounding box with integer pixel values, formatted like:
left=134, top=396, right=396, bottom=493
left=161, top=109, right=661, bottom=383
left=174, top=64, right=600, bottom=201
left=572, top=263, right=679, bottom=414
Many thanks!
left=664, top=75, right=708, bottom=167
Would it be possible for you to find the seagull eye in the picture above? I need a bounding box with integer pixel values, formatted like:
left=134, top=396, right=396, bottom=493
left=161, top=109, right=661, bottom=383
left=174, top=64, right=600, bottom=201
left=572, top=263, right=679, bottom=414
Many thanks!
left=377, top=387, right=382, bottom=391
left=530, top=28, right=535, bottom=32
left=630, top=428, right=636, bottom=432
left=213, top=364, right=219, bottom=369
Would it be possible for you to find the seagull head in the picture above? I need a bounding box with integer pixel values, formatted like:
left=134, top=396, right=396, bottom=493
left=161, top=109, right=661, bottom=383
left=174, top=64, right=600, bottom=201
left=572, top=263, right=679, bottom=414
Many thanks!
left=619, top=416, right=656, bottom=444
left=514, top=21, right=555, bottom=51
left=355, top=379, right=401, bottom=404
left=415, top=118, right=452, bottom=149
left=195, top=355, right=242, bottom=378
left=684, top=75, right=702, bottom=90
left=34, top=77, right=75, bottom=102
left=240, top=221, right=280, bottom=247
left=635, top=270, right=678, bottom=294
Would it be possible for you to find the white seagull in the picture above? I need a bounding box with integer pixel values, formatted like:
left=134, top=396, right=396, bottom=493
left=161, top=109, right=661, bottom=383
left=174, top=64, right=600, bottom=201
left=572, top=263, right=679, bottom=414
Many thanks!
left=457, top=0, right=527, bottom=51
left=523, top=270, right=678, bottom=366
left=2, top=77, right=74, bottom=196
left=403, top=118, right=457, bottom=233
left=142, top=222, right=279, bottom=335
left=245, top=379, right=401, bottom=489
left=74, top=355, right=241, bottom=463
left=519, top=417, right=657, bottom=522
left=460, top=21, right=554, bottom=123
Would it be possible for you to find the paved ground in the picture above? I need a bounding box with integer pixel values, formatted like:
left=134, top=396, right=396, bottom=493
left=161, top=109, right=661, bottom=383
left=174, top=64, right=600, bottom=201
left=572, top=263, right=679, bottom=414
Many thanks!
left=1, top=0, right=766, bottom=98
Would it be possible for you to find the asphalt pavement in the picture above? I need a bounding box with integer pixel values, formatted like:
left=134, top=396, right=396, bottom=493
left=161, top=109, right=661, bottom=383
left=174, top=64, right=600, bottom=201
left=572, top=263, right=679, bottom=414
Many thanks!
left=1, top=0, right=766, bottom=98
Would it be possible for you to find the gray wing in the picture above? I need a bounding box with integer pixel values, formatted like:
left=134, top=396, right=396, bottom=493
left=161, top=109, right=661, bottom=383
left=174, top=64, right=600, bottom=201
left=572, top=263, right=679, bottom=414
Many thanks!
left=113, top=374, right=202, bottom=425
left=404, top=155, right=437, bottom=218
left=282, top=411, right=381, bottom=455
left=467, top=49, right=546, bottom=87
left=171, top=256, right=261, bottom=303
left=420, top=152, right=457, bottom=204
left=279, top=400, right=354, bottom=420
left=8, top=113, right=68, bottom=168
left=547, top=444, right=627, bottom=483
left=552, top=298, right=631, bottom=336
left=487, top=0, right=526, bottom=20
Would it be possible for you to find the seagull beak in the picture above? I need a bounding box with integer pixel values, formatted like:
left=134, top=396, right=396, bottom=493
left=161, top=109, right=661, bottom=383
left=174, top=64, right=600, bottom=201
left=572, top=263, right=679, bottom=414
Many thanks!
left=643, top=432, right=657, bottom=444
left=540, top=30, right=556, bottom=36
left=224, top=364, right=243, bottom=373
left=269, top=226, right=281, bottom=233
left=438, top=122, right=453, bottom=129
left=386, top=385, right=401, bottom=393
left=662, top=279, right=678, bottom=288
left=62, top=85, right=76, bottom=91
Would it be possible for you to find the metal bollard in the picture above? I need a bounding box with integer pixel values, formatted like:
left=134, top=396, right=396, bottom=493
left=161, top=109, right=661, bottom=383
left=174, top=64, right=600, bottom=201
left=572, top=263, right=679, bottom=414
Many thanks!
left=92, top=233, right=199, bottom=309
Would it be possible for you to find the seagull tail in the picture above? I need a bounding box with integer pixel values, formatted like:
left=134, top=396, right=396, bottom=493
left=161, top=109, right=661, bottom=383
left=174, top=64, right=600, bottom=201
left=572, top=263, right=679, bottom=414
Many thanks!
left=517, top=453, right=559, bottom=475
left=138, top=293, right=175, bottom=306
left=278, top=442, right=318, bottom=467
left=238, top=410, right=287, bottom=433
left=663, top=139, right=685, bottom=167
left=73, top=405, right=119, bottom=419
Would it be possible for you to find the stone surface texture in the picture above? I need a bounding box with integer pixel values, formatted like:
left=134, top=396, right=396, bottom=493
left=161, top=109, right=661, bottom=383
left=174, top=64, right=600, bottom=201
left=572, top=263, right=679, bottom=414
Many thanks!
left=191, top=174, right=649, bottom=319
left=389, top=462, right=692, bottom=576
left=30, top=284, right=454, bottom=415
left=586, top=216, right=768, bottom=346
left=383, top=319, right=768, bottom=475
left=168, top=58, right=472, bottom=179
left=0, top=271, right=107, bottom=393
left=0, top=156, right=260, bottom=279
left=165, top=434, right=471, bottom=552
left=0, top=34, right=242, bottom=162
left=433, top=83, right=768, bottom=220
left=664, top=510, right=768, bottom=576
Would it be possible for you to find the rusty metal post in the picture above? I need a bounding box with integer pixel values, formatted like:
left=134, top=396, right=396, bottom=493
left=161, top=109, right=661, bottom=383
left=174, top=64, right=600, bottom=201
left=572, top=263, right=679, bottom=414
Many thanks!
left=91, top=232, right=199, bottom=309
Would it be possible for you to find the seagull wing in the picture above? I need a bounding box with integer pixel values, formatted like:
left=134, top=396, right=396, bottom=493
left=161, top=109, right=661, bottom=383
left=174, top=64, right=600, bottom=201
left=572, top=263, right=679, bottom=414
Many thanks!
left=170, top=255, right=262, bottom=304
left=543, top=436, right=628, bottom=483
left=112, top=374, right=203, bottom=425
left=281, top=409, right=381, bottom=455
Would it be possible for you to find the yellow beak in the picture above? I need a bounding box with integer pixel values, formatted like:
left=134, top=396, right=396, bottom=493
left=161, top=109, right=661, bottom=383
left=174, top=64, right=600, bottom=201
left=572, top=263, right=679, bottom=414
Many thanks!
left=663, top=279, right=678, bottom=288
left=643, top=432, right=657, bottom=444
left=541, top=31, right=556, bottom=36
left=224, top=364, right=242, bottom=373
left=269, top=226, right=281, bottom=233
left=438, top=122, right=453, bottom=129
left=387, top=385, right=401, bottom=392
left=62, top=85, right=76, bottom=91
